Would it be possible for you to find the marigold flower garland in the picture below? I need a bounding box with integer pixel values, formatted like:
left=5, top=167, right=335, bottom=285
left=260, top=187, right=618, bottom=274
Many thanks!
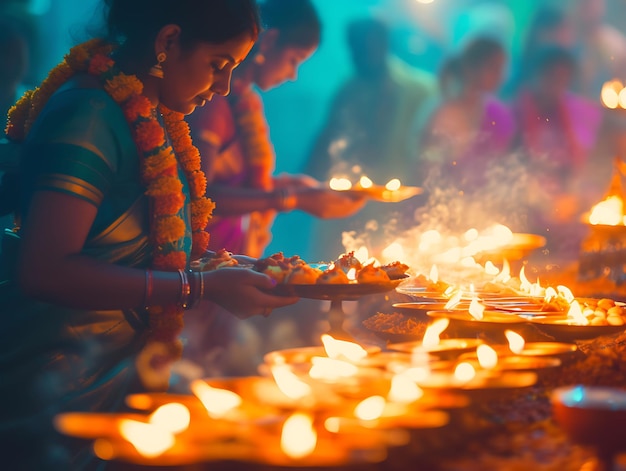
left=6, top=39, right=215, bottom=360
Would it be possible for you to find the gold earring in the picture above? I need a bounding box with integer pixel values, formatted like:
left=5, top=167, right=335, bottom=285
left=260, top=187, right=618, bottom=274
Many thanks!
left=149, top=52, right=167, bottom=79
left=254, top=53, right=265, bottom=65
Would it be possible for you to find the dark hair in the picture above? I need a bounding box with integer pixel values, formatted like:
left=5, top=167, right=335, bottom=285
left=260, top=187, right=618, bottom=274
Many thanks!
left=459, top=36, right=504, bottom=73
left=259, top=0, right=321, bottom=49
left=528, top=45, right=577, bottom=77
left=105, top=0, right=261, bottom=49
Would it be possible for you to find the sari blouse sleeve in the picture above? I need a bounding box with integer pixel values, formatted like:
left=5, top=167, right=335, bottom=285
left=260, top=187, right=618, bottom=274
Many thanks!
left=24, top=87, right=128, bottom=207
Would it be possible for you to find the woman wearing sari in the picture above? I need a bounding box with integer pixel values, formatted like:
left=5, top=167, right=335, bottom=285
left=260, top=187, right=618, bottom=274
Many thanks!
left=0, top=0, right=298, bottom=468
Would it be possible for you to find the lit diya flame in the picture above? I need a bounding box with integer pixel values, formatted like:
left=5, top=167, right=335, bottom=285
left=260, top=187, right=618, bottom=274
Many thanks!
left=382, top=241, right=405, bottom=263
left=191, top=380, right=242, bottom=419
left=355, top=396, right=386, bottom=421
left=321, top=334, right=368, bottom=362
left=402, top=365, right=431, bottom=382
left=149, top=403, right=190, bottom=435
left=505, top=330, right=525, bottom=354
left=329, top=177, right=352, bottom=191
left=422, top=318, right=450, bottom=348
left=429, top=264, right=439, bottom=284
left=601, top=79, right=624, bottom=109
left=354, top=246, right=369, bottom=264
left=347, top=267, right=357, bottom=281
left=119, top=420, right=175, bottom=458
left=544, top=286, right=558, bottom=303
left=271, top=365, right=312, bottom=400
left=281, top=413, right=317, bottom=459
left=519, top=267, right=544, bottom=297
left=444, top=289, right=462, bottom=309
left=484, top=261, right=499, bottom=276
left=388, top=374, right=424, bottom=404
left=568, top=300, right=589, bottom=326
left=495, top=259, right=511, bottom=284
left=476, top=344, right=499, bottom=370
left=454, top=362, right=476, bottom=384
left=468, top=297, right=485, bottom=320
left=359, top=175, right=373, bottom=188
left=557, top=285, right=575, bottom=304
left=309, top=357, right=359, bottom=380
left=385, top=178, right=402, bottom=191
left=589, top=195, right=624, bottom=225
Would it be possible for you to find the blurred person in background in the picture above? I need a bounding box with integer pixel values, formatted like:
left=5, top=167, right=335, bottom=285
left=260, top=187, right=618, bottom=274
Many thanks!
left=418, top=36, right=514, bottom=194
left=513, top=45, right=603, bottom=259
left=184, top=0, right=365, bottom=377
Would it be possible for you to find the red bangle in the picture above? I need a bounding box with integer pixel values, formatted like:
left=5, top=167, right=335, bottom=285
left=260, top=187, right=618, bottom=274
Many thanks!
left=144, top=269, right=153, bottom=309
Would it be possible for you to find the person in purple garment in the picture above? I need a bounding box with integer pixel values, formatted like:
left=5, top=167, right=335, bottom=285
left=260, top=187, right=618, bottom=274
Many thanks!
left=418, top=36, right=515, bottom=193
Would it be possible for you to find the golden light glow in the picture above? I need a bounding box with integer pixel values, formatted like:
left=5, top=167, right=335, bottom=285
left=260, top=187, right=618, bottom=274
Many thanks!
left=589, top=195, right=624, bottom=226
left=495, top=259, right=511, bottom=283
left=429, top=264, right=439, bottom=284
left=354, top=246, right=369, bottom=263
left=422, top=318, right=450, bottom=348
left=402, top=366, right=431, bottom=382
left=476, top=344, right=499, bottom=369
left=355, top=396, right=386, bottom=421
left=464, top=228, right=479, bottom=241
left=419, top=230, right=442, bottom=252
left=309, top=357, right=359, bottom=380
left=359, top=175, right=373, bottom=188
left=148, top=403, right=190, bottom=435
left=568, top=300, right=589, bottom=325
left=119, top=419, right=174, bottom=458
left=468, top=297, right=485, bottom=320
left=329, top=177, right=352, bottom=191
left=271, top=365, right=312, bottom=400
left=321, top=334, right=368, bottom=362
left=557, top=285, right=575, bottom=303
left=505, top=330, right=525, bottom=354
left=190, top=380, right=242, bottom=418
left=484, top=261, right=499, bottom=276
left=601, top=80, right=622, bottom=109
left=281, top=413, right=317, bottom=459
left=388, top=374, right=424, bottom=403
left=444, top=290, right=462, bottom=310
left=347, top=267, right=357, bottom=281
left=385, top=178, right=401, bottom=191
left=454, top=362, right=476, bottom=383
left=382, top=242, right=405, bottom=263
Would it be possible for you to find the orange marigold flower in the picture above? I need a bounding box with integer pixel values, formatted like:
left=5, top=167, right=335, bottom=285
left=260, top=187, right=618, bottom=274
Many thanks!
left=154, top=216, right=186, bottom=245
left=153, top=193, right=185, bottom=216
left=177, top=147, right=201, bottom=170
left=187, top=170, right=207, bottom=198
left=5, top=90, right=34, bottom=140
left=105, top=73, right=143, bottom=103
left=142, top=147, right=177, bottom=180
left=134, top=120, right=166, bottom=152
left=123, top=95, right=153, bottom=122
left=88, top=53, right=115, bottom=76
left=153, top=250, right=188, bottom=271
left=146, top=175, right=183, bottom=197
left=192, top=231, right=210, bottom=257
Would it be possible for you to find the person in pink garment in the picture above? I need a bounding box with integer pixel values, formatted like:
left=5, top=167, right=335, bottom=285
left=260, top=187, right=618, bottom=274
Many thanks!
left=418, top=35, right=515, bottom=193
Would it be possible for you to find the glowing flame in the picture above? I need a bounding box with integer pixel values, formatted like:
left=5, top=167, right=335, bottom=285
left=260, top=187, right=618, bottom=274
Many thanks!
left=589, top=195, right=624, bottom=225
left=271, top=365, right=312, bottom=399
left=544, top=286, right=558, bottom=303
left=385, top=178, right=401, bottom=191
left=429, top=265, right=439, bottom=284
left=355, top=396, right=386, bottom=421
left=190, top=380, right=242, bottom=418
left=454, top=362, right=476, bottom=383
left=321, top=334, right=368, bottom=362
left=484, top=261, right=499, bottom=276
left=382, top=242, right=405, bottom=262
left=568, top=300, right=589, bottom=325
left=329, top=177, right=352, bottom=191
left=422, top=318, right=450, bottom=348
left=281, top=413, right=317, bottom=459
left=601, top=79, right=622, bottom=109
left=354, top=246, right=369, bottom=263
left=402, top=366, right=431, bottom=382
left=347, top=268, right=357, bottom=281
left=519, top=267, right=544, bottom=297
left=557, top=285, right=575, bottom=304
left=505, top=330, right=525, bottom=354
left=359, top=175, right=373, bottom=188
left=149, top=403, right=190, bottom=435
left=468, top=297, right=485, bottom=320
left=464, top=228, right=479, bottom=241
left=495, top=259, right=511, bottom=283
left=119, top=420, right=174, bottom=458
left=444, top=290, right=462, bottom=309
left=388, top=374, right=424, bottom=403
left=309, top=357, right=359, bottom=380
left=419, top=230, right=442, bottom=252
left=476, top=345, right=498, bottom=369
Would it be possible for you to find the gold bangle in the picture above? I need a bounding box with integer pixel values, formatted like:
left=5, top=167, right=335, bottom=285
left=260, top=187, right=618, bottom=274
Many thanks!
left=178, top=269, right=191, bottom=307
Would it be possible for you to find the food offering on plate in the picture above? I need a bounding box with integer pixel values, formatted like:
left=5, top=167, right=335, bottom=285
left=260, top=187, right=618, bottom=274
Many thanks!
left=190, top=248, right=240, bottom=271
left=578, top=298, right=626, bottom=326
left=252, top=251, right=409, bottom=285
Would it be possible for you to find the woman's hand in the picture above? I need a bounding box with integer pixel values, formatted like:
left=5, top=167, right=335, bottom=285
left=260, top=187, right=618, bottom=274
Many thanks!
left=202, top=267, right=298, bottom=319
left=295, top=187, right=367, bottom=219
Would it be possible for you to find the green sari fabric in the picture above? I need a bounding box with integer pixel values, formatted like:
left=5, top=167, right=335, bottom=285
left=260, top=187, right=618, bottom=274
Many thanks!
left=0, top=75, right=193, bottom=469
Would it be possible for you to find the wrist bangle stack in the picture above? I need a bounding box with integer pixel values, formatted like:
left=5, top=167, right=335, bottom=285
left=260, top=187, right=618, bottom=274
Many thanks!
left=277, top=187, right=297, bottom=212
left=185, top=270, right=204, bottom=310
left=178, top=269, right=191, bottom=308
left=143, top=269, right=153, bottom=309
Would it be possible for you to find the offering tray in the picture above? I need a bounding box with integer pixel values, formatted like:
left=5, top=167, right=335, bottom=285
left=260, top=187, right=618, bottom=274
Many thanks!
left=527, top=316, right=626, bottom=341
left=337, top=185, right=423, bottom=203
left=270, top=275, right=408, bottom=301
